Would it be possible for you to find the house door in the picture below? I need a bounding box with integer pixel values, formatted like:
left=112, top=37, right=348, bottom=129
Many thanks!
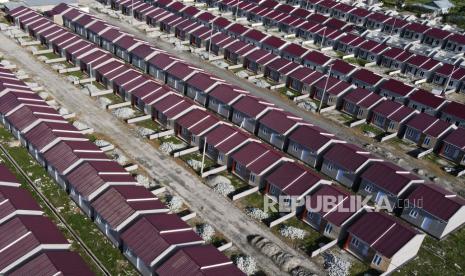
left=375, top=191, right=386, bottom=205
left=301, top=149, right=309, bottom=162
left=421, top=217, right=432, bottom=230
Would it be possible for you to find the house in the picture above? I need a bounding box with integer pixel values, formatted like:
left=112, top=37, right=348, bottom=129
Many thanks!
left=285, top=67, right=324, bottom=94
left=0, top=164, right=21, bottom=187
left=380, top=47, right=414, bottom=71
left=231, top=95, right=275, bottom=134
left=345, top=212, right=425, bottom=273
left=356, top=40, right=389, bottom=64
left=207, top=84, right=246, bottom=119
left=347, top=7, right=371, bottom=25
left=261, top=36, right=287, bottom=55
left=242, top=29, right=268, bottom=47
left=403, top=112, right=455, bottom=150
left=264, top=162, right=330, bottom=210
left=185, top=72, right=223, bottom=106
left=407, top=89, right=448, bottom=116
left=65, top=160, right=141, bottom=217
left=175, top=108, right=220, bottom=146
left=42, top=140, right=109, bottom=189
left=402, top=22, right=430, bottom=41
left=311, top=76, right=353, bottom=108
left=321, top=143, right=382, bottom=188
left=91, top=185, right=168, bottom=246
left=0, top=184, right=43, bottom=225
left=165, top=62, right=201, bottom=94
left=8, top=251, right=94, bottom=276
left=280, top=43, right=309, bottom=63
left=404, top=55, right=442, bottom=81
left=422, top=27, right=452, bottom=48
left=382, top=17, right=409, bottom=35
left=335, top=33, right=366, bottom=55
left=358, top=162, right=424, bottom=211
left=147, top=53, right=178, bottom=83
left=401, top=184, right=465, bottom=239
left=432, top=64, right=465, bottom=91
left=264, top=57, right=301, bottom=84
left=129, top=44, right=159, bottom=72
left=151, top=94, right=196, bottom=129
left=121, top=213, right=205, bottom=276
left=341, top=88, right=385, bottom=121
left=444, top=33, right=465, bottom=53
left=243, top=49, right=278, bottom=75
left=156, top=245, right=244, bottom=275
left=130, top=81, right=168, bottom=113
left=440, top=101, right=465, bottom=127
left=0, top=216, right=73, bottom=275
left=230, top=141, right=288, bottom=187
left=438, top=127, right=465, bottom=165
left=295, top=21, right=323, bottom=41
left=365, top=12, right=390, bottom=30
left=257, top=109, right=303, bottom=150
left=377, top=79, right=416, bottom=104
left=287, top=124, right=345, bottom=168
left=370, top=100, right=418, bottom=134
left=302, top=50, right=332, bottom=73
left=315, top=0, right=339, bottom=15
left=331, top=2, right=356, bottom=21
left=203, top=124, right=251, bottom=166
left=223, top=40, right=257, bottom=65
left=350, top=69, right=384, bottom=91
left=303, top=184, right=364, bottom=241
left=328, top=59, right=357, bottom=82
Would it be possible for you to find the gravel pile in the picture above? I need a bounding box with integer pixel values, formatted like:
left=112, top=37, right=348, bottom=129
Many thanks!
left=245, top=207, right=269, bottom=220
left=195, top=224, right=215, bottom=242
left=235, top=256, right=257, bottom=275
left=98, top=97, right=112, bottom=109
left=166, top=195, right=183, bottom=212
left=159, top=142, right=185, bottom=154
left=94, top=140, right=111, bottom=147
left=213, top=182, right=235, bottom=196
left=279, top=225, right=307, bottom=240
left=112, top=107, right=135, bottom=119
left=323, top=252, right=351, bottom=276
left=111, top=149, right=129, bottom=165
left=187, top=159, right=203, bottom=171
left=235, top=70, right=249, bottom=78
left=137, top=127, right=155, bottom=137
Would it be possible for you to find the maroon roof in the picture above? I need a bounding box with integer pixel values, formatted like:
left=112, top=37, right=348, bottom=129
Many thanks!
left=406, top=112, right=452, bottom=138
left=148, top=53, right=176, bottom=70
left=434, top=64, right=465, bottom=80
left=120, top=213, right=203, bottom=266
left=204, top=124, right=249, bottom=153
left=372, top=100, right=416, bottom=123
left=24, top=121, right=85, bottom=152
left=379, top=79, right=415, bottom=97
left=156, top=245, right=243, bottom=276
left=303, top=51, right=331, bottom=65
left=382, top=47, right=413, bottom=62
left=166, top=62, right=197, bottom=80
left=231, top=141, right=282, bottom=174
left=262, top=36, right=286, bottom=49
left=6, top=105, right=64, bottom=132
left=0, top=165, right=20, bottom=186
left=424, top=27, right=452, bottom=40
left=351, top=69, right=383, bottom=85
left=307, top=185, right=360, bottom=226
left=130, top=43, right=155, bottom=59
left=343, top=88, right=383, bottom=109
left=208, top=84, right=245, bottom=104
left=408, top=89, right=446, bottom=109
left=404, top=22, right=430, bottom=34
left=406, top=184, right=465, bottom=221
left=361, top=162, right=421, bottom=195
left=448, top=33, right=465, bottom=45
left=441, top=101, right=465, bottom=121
left=232, top=95, right=273, bottom=118
left=348, top=7, right=370, bottom=17
left=0, top=216, right=69, bottom=272
left=91, top=185, right=167, bottom=230
left=281, top=43, right=307, bottom=57
left=442, top=127, right=465, bottom=150
left=9, top=251, right=93, bottom=276
left=266, top=162, right=324, bottom=197
left=289, top=125, right=337, bottom=152
left=259, top=109, right=301, bottom=134
left=227, top=23, right=249, bottom=35
left=244, top=29, right=267, bottom=42
left=330, top=59, right=356, bottom=75
left=323, top=143, right=377, bottom=172
left=0, top=186, right=42, bottom=222
left=347, top=212, right=418, bottom=258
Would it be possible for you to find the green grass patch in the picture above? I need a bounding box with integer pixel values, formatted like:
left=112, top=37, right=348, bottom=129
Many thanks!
left=159, top=135, right=184, bottom=145
left=239, top=192, right=265, bottom=209
left=0, top=126, right=138, bottom=275
left=359, top=123, right=384, bottom=136
left=345, top=57, right=369, bottom=67
left=135, top=119, right=161, bottom=131
left=101, top=93, right=124, bottom=104
left=66, top=70, right=85, bottom=79
left=220, top=171, right=248, bottom=190
left=40, top=51, right=61, bottom=60
left=180, top=152, right=216, bottom=172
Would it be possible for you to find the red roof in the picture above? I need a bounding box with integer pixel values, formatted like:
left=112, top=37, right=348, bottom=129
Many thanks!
left=208, top=84, right=245, bottom=104
left=232, top=95, right=273, bottom=118
left=382, top=47, right=413, bottom=62
left=0, top=185, right=42, bottom=222
left=91, top=186, right=167, bottom=230
left=323, top=143, right=377, bottom=172
left=266, top=162, right=325, bottom=197
left=372, top=100, right=416, bottom=123
left=259, top=109, right=301, bottom=135
left=406, top=112, right=452, bottom=138
left=404, top=22, right=430, bottom=34
left=361, top=162, right=421, bottom=195
left=231, top=142, right=282, bottom=175
left=9, top=251, right=94, bottom=276
left=330, top=59, right=356, bottom=75
left=303, top=51, right=331, bottom=65
left=406, top=184, right=465, bottom=221
left=186, top=72, right=217, bottom=92
left=424, top=27, right=452, bottom=40
left=379, top=79, right=415, bottom=97
left=262, top=36, right=286, bottom=49
left=442, top=127, right=465, bottom=150
left=156, top=245, right=243, bottom=276
left=0, top=165, right=20, bottom=187
left=408, top=89, right=446, bottom=109
left=343, top=88, right=383, bottom=109
left=447, top=33, right=465, bottom=45
left=307, top=185, right=360, bottom=226
left=120, top=213, right=204, bottom=266
left=288, top=125, right=337, bottom=152
left=351, top=69, right=383, bottom=86
left=441, top=101, right=465, bottom=121
left=434, top=64, right=465, bottom=80
left=281, top=43, right=307, bottom=57
left=347, top=212, right=418, bottom=258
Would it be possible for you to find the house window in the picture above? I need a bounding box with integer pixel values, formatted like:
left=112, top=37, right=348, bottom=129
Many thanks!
left=351, top=237, right=360, bottom=247
left=424, top=136, right=431, bottom=145
left=292, top=143, right=300, bottom=152
left=364, top=185, right=374, bottom=193
left=326, top=162, right=334, bottom=170
left=409, top=209, right=419, bottom=218
left=324, top=223, right=333, bottom=234
left=388, top=121, right=395, bottom=129
left=373, top=254, right=382, bottom=266
left=250, top=174, right=256, bottom=182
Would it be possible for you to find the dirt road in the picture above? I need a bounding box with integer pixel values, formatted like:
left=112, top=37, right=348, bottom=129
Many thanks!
left=86, top=7, right=464, bottom=195
left=0, top=31, right=325, bottom=275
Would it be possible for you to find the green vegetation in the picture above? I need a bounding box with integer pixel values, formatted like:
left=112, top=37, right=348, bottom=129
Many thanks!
left=66, top=70, right=85, bottom=79
left=135, top=119, right=162, bottom=131
left=443, top=1, right=465, bottom=29
left=359, top=123, right=385, bottom=136
left=220, top=171, right=248, bottom=190
left=159, top=135, right=184, bottom=145
left=0, top=126, right=138, bottom=275
left=345, top=57, right=370, bottom=67
left=180, top=152, right=216, bottom=172
left=101, top=93, right=124, bottom=104
left=41, top=51, right=60, bottom=60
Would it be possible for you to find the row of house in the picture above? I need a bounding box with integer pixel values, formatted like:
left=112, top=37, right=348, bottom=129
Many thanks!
left=0, top=56, right=243, bottom=276
left=0, top=164, right=94, bottom=275
left=7, top=5, right=465, bottom=273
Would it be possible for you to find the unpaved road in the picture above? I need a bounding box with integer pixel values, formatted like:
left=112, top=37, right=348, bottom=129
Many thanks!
left=0, top=32, right=324, bottom=275
left=87, top=6, right=464, bottom=195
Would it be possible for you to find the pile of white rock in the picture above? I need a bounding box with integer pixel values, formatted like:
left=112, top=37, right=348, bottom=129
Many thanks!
left=112, top=107, right=135, bottom=119
left=279, top=225, right=307, bottom=240
left=166, top=195, right=184, bottom=212
left=245, top=207, right=269, bottom=220
left=235, top=256, right=258, bottom=275
left=195, top=224, right=215, bottom=242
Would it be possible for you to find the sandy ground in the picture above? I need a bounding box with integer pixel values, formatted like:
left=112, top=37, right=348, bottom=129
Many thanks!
left=85, top=7, right=465, bottom=194
left=0, top=31, right=325, bottom=275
